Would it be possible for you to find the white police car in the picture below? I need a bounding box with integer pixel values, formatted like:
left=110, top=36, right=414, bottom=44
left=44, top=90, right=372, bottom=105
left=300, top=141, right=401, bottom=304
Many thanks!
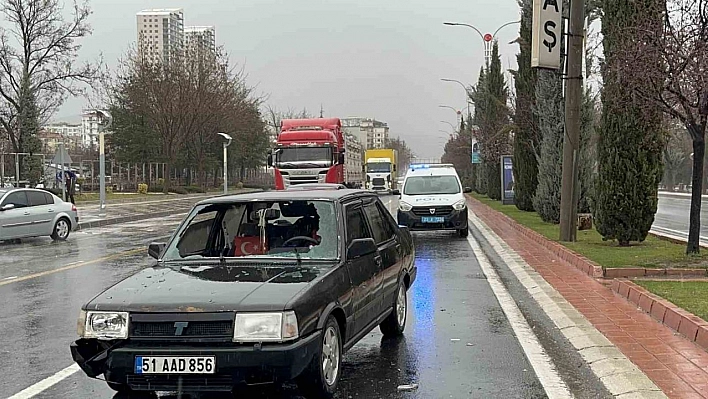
left=396, top=164, right=472, bottom=237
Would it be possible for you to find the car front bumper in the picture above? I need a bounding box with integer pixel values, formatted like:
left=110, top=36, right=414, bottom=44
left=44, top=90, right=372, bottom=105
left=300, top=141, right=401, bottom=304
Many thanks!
left=397, top=208, right=468, bottom=231
left=70, top=331, right=321, bottom=391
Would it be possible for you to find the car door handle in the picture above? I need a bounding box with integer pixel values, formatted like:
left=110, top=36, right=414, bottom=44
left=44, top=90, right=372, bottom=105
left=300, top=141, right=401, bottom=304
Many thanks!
left=23, top=212, right=30, bottom=216
left=47, top=209, right=55, bottom=213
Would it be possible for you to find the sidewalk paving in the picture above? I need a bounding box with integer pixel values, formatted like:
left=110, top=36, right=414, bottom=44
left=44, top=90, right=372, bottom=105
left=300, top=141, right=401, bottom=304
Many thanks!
left=469, top=197, right=708, bottom=398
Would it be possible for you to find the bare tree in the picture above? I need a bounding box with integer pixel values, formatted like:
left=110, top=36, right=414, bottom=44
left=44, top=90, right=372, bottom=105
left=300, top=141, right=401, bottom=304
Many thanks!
left=617, top=0, right=708, bottom=253
left=0, top=0, right=96, bottom=159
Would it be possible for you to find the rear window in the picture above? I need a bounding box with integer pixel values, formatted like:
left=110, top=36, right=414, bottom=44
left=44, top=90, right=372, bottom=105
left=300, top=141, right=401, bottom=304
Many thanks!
left=27, top=191, right=48, bottom=206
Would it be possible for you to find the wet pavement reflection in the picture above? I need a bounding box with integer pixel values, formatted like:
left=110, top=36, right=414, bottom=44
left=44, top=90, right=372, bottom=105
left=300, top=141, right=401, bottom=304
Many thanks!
left=3, top=197, right=546, bottom=399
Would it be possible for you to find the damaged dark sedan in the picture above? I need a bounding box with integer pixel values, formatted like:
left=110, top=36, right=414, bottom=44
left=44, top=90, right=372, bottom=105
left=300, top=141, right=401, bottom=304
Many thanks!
left=70, top=189, right=416, bottom=397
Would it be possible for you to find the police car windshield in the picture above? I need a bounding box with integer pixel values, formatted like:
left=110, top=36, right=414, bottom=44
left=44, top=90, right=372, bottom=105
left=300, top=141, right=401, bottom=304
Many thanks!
left=404, top=175, right=461, bottom=195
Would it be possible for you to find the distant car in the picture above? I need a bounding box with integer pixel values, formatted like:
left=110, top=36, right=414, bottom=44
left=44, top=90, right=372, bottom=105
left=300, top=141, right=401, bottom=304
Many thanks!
left=70, top=189, right=416, bottom=397
left=397, top=164, right=472, bottom=237
left=0, top=188, right=78, bottom=241
left=286, top=183, right=348, bottom=191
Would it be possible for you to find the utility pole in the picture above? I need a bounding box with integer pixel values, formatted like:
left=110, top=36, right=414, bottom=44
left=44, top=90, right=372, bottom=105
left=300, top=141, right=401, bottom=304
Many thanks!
left=559, top=0, right=585, bottom=242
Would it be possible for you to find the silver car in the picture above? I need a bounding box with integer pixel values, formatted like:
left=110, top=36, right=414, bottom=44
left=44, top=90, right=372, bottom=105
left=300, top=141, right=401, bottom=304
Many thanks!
left=0, top=188, right=79, bottom=241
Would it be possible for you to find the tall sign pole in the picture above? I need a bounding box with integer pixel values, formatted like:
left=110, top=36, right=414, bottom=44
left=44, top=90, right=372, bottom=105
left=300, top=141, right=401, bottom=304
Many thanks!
left=559, top=0, right=585, bottom=242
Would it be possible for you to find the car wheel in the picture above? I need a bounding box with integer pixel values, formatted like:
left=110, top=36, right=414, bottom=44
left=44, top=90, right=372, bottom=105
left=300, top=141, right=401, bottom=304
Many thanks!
left=380, top=282, right=407, bottom=337
left=458, top=227, right=469, bottom=238
left=106, top=381, right=131, bottom=393
left=50, top=217, right=71, bottom=241
left=297, top=316, right=342, bottom=398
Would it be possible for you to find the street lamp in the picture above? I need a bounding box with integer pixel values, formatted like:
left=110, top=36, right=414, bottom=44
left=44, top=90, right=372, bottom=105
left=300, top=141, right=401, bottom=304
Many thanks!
left=97, top=110, right=112, bottom=215
left=217, top=132, right=233, bottom=195
left=440, top=120, right=457, bottom=134
left=441, top=78, right=473, bottom=116
left=443, top=21, right=521, bottom=65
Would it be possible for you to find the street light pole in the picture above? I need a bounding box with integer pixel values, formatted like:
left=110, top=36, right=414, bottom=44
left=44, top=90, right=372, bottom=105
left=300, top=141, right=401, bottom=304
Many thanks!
left=441, top=79, right=473, bottom=116
left=444, top=21, right=520, bottom=65
left=217, top=132, right=233, bottom=195
left=97, top=110, right=113, bottom=216
left=440, top=120, right=457, bottom=135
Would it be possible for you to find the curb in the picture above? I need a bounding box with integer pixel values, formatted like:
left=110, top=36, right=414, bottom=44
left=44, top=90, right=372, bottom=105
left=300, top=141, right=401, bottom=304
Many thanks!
left=76, top=208, right=191, bottom=230
left=604, top=267, right=708, bottom=279
left=612, top=279, right=708, bottom=352
left=467, top=196, right=604, bottom=278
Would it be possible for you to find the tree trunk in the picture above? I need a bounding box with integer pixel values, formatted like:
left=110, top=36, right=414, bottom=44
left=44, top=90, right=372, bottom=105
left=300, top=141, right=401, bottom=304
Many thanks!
left=163, top=160, right=171, bottom=194
left=687, top=123, right=705, bottom=254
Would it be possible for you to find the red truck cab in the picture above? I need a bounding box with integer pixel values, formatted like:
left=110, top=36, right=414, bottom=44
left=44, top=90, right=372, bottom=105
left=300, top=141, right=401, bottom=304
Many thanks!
left=268, top=118, right=346, bottom=190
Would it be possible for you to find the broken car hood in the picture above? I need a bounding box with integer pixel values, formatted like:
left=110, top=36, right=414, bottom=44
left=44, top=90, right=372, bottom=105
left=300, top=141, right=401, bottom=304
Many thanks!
left=85, top=263, right=323, bottom=313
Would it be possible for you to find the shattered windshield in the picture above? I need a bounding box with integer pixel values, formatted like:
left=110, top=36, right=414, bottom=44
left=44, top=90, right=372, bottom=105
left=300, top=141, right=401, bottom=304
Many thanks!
left=162, top=200, right=338, bottom=261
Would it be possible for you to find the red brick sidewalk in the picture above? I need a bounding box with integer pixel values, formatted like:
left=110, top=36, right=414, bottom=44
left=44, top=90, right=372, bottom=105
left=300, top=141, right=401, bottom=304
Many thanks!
left=469, top=197, right=708, bottom=399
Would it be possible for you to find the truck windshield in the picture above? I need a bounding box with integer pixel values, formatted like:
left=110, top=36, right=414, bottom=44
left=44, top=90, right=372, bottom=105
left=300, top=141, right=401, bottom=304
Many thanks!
left=367, top=162, right=391, bottom=173
left=277, top=147, right=332, bottom=166
left=403, top=176, right=461, bottom=195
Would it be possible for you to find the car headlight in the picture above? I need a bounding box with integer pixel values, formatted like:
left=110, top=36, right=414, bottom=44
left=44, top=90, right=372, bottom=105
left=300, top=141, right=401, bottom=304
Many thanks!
left=233, top=311, right=299, bottom=342
left=78, top=310, right=129, bottom=340
left=453, top=200, right=467, bottom=210
left=399, top=201, right=413, bottom=212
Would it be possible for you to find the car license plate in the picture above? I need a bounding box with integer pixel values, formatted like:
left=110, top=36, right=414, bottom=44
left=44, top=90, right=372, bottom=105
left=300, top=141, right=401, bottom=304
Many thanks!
left=134, top=356, right=216, bottom=374
left=421, top=216, right=444, bottom=223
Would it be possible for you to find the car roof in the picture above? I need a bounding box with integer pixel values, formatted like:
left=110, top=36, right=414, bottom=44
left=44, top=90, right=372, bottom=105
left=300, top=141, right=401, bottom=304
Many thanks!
left=405, top=166, right=459, bottom=177
left=197, top=189, right=377, bottom=205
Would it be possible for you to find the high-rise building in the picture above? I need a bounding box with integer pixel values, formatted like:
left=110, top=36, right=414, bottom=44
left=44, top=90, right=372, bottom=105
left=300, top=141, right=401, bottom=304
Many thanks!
left=341, top=117, right=390, bottom=150
left=136, top=8, right=184, bottom=63
left=81, top=109, right=111, bottom=149
left=185, top=26, right=216, bottom=55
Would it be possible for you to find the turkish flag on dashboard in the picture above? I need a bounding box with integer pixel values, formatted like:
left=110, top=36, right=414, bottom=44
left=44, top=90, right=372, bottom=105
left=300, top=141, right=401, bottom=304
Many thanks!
left=233, top=237, right=264, bottom=256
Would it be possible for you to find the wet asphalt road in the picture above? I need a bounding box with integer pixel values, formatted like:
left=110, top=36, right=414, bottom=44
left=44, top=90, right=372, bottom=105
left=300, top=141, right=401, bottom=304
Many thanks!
left=654, top=194, right=708, bottom=244
left=0, top=196, right=606, bottom=399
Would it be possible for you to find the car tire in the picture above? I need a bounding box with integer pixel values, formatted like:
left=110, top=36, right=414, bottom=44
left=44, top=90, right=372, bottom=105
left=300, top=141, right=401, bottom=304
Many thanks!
left=106, top=381, right=131, bottom=393
left=50, top=217, right=71, bottom=241
left=297, top=316, right=342, bottom=398
left=458, top=228, right=469, bottom=238
left=380, top=282, right=407, bottom=337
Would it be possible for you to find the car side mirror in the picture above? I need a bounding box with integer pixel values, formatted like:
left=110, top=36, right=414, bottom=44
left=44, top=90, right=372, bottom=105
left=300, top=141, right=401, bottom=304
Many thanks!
left=463, top=187, right=472, bottom=193
left=338, top=153, right=345, bottom=165
left=393, top=165, right=397, bottom=172
left=391, top=189, right=400, bottom=195
left=148, top=242, right=166, bottom=259
left=0, top=203, right=15, bottom=211
left=347, top=238, right=377, bottom=259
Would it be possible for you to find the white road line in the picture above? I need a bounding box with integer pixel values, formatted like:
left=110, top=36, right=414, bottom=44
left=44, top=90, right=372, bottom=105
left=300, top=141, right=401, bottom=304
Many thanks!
left=8, top=364, right=80, bottom=399
left=466, top=227, right=573, bottom=399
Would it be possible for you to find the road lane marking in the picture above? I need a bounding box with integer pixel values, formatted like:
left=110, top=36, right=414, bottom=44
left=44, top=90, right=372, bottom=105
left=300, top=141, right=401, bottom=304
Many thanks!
left=469, top=214, right=665, bottom=397
left=8, top=364, right=80, bottom=399
left=0, top=248, right=144, bottom=287
left=466, top=221, right=573, bottom=399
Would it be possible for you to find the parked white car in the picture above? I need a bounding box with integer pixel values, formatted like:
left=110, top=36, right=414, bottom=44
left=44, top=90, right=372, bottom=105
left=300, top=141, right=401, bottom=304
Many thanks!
left=0, top=188, right=79, bottom=241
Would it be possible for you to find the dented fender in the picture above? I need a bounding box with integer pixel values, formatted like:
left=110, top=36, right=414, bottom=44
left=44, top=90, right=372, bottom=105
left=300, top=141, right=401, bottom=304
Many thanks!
left=70, top=339, right=120, bottom=378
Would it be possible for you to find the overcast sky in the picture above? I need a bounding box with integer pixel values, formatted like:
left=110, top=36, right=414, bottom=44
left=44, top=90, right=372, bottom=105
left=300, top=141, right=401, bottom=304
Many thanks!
left=55, top=0, right=522, bottom=159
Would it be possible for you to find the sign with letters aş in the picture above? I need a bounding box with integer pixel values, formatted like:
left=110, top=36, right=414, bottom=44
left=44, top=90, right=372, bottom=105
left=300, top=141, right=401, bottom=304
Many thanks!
left=531, top=0, right=562, bottom=69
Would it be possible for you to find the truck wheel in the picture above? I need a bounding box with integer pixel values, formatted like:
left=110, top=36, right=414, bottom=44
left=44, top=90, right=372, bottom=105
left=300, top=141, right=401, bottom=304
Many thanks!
left=297, top=316, right=341, bottom=398
left=380, top=282, right=407, bottom=337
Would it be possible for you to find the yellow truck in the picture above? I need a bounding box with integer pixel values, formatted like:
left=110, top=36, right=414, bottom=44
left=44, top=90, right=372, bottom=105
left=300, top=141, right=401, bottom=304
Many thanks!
left=364, top=148, right=398, bottom=193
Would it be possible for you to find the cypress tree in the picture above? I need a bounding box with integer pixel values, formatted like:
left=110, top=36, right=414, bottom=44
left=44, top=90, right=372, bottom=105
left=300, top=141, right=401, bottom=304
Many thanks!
left=595, top=0, right=664, bottom=246
left=533, top=68, right=565, bottom=222
left=512, top=0, right=539, bottom=211
left=472, top=67, right=488, bottom=195
left=482, top=42, right=510, bottom=201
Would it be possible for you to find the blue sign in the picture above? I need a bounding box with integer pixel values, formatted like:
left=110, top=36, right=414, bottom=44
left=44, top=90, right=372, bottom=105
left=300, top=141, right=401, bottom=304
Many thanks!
left=501, top=155, right=514, bottom=205
left=471, top=152, right=481, bottom=164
